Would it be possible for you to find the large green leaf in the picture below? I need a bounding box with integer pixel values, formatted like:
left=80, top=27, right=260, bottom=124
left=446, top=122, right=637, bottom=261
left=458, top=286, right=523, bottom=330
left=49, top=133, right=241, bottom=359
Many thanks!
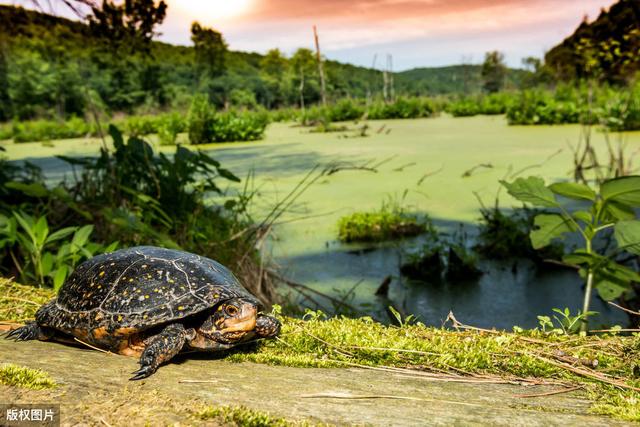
left=603, top=200, right=636, bottom=221
left=595, top=279, right=630, bottom=301
left=4, top=182, right=49, bottom=198
left=614, top=220, right=640, bottom=255
left=500, top=177, right=558, bottom=207
left=530, top=213, right=576, bottom=249
left=601, top=176, right=640, bottom=207
left=549, top=182, right=596, bottom=201
left=45, top=227, right=77, bottom=245
left=71, top=225, right=93, bottom=248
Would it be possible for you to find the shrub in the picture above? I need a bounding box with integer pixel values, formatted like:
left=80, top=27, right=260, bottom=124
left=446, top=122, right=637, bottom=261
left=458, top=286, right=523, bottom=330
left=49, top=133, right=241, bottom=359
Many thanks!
left=368, top=97, right=435, bottom=120
left=338, top=204, right=428, bottom=243
left=187, top=94, right=215, bottom=144
left=157, top=112, right=185, bottom=145
left=209, top=111, right=269, bottom=143
left=12, top=116, right=94, bottom=143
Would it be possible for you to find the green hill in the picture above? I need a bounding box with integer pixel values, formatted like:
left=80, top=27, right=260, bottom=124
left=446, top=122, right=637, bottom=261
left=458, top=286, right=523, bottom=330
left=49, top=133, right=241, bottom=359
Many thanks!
left=544, top=0, right=640, bottom=82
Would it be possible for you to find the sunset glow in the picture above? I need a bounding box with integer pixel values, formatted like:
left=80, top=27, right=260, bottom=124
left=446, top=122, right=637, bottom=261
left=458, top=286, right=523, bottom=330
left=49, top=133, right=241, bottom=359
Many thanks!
left=171, top=0, right=253, bottom=21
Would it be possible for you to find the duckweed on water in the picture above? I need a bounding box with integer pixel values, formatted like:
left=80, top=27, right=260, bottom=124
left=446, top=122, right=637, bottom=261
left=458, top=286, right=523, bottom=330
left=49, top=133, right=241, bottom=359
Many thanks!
left=0, top=363, right=56, bottom=390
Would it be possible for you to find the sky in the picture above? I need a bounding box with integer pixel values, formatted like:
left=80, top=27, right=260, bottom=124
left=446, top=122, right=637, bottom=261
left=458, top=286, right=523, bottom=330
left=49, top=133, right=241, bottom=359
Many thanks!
left=3, top=0, right=619, bottom=70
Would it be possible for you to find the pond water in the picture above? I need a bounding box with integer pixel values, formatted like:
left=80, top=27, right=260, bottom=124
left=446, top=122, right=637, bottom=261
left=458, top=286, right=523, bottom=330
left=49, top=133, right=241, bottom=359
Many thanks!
left=5, top=115, right=640, bottom=328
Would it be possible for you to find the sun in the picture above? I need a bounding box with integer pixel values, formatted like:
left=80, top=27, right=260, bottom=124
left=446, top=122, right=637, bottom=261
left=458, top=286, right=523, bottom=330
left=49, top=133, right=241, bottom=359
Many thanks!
left=173, top=0, right=254, bottom=21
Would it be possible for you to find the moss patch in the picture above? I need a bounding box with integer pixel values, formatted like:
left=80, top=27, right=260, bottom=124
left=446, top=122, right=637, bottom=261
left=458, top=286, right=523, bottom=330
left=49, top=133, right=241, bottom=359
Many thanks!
left=196, top=405, right=319, bottom=426
left=0, top=277, right=54, bottom=322
left=0, top=363, right=56, bottom=390
left=227, top=312, right=640, bottom=422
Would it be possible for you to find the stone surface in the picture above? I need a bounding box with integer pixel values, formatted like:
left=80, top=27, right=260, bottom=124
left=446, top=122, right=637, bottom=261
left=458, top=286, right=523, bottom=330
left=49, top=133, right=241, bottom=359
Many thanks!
left=0, top=339, right=631, bottom=426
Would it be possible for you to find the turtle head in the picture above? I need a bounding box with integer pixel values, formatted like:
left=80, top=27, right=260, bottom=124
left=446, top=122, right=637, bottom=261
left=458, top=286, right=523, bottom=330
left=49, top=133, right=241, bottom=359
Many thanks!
left=198, top=297, right=258, bottom=344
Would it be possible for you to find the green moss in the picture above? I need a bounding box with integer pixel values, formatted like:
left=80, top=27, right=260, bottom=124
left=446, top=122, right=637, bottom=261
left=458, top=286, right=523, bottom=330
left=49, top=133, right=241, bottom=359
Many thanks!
left=337, top=211, right=427, bottom=243
left=0, top=363, right=56, bottom=390
left=195, top=405, right=316, bottom=426
left=0, top=277, right=54, bottom=321
left=227, top=313, right=640, bottom=422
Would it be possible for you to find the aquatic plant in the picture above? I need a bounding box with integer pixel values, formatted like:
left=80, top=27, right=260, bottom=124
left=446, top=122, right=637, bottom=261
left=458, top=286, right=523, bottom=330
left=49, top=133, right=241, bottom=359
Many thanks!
left=502, top=175, right=640, bottom=331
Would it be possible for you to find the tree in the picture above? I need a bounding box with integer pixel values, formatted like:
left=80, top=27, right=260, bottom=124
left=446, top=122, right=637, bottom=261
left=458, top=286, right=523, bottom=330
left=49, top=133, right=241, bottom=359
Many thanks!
left=191, top=22, right=227, bottom=82
left=290, top=48, right=317, bottom=109
left=481, top=51, right=507, bottom=93
left=0, top=36, right=11, bottom=120
left=259, top=49, right=287, bottom=108
left=88, top=0, right=167, bottom=54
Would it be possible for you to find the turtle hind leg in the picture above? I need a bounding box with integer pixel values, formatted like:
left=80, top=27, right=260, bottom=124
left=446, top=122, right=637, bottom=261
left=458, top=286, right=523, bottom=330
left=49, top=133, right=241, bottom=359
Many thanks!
left=130, top=323, right=195, bottom=381
left=5, top=322, right=52, bottom=341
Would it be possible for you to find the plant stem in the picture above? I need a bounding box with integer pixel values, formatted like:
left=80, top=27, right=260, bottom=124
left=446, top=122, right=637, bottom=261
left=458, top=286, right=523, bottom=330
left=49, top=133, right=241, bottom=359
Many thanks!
left=581, top=270, right=594, bottom=333
left=580, top=239, right=594, bottom=333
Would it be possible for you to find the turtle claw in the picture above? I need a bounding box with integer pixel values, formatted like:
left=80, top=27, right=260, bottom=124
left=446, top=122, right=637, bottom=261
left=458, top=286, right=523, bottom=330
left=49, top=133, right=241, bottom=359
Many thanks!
left=5, top=323, right=39, bottom=341
left=129, top=365, right=155, bottom=381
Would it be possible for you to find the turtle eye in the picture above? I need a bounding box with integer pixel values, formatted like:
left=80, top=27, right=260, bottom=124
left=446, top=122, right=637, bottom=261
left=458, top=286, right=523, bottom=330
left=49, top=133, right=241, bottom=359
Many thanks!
left=225, top=305, right=239, bottom=316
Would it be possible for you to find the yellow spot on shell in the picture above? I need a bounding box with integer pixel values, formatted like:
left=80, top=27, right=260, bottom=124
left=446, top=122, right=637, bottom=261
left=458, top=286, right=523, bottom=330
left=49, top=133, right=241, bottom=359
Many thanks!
left=169, top=279, right=175, bottom=283
left=117, top=315, right=123, bottom=321
left=144, top=295, right=149, bottom=299
left=99, top=271, right=105, bottom=277
left=178, top=306, right=185, bottom=310
left=129, top=278, right=134, bottom=282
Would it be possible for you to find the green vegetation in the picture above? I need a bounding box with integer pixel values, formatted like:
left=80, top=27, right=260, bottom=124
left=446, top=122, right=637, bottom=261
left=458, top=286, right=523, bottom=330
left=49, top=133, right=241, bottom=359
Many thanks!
left=0, top=126, right=273, bottom=300
left=0, top=277, right=53, bottom=321
left=0, top=363, right=56, bottom=390
left=502, top=176, right=640, bottom=330
left=337, top=204, right=428, bottom=243
left=544, top=0, right=639, bottom=83
left=196, top=405, right=314, bottom=427
left=401, top=231, right=482, bottom=283
left=225, top=309, right=640, bottom=421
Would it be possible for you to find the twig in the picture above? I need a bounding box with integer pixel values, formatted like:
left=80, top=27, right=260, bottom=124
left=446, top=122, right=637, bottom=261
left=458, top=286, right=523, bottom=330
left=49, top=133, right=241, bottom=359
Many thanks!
left=300, top=327, right=354, bottom=357
left=417, top=165, right=444, bottom=186
left=74, top=337, right=113, bottom=354
left=346, top=345, right=441, bottom=357
left=590, top=329, right=640, bottom=333
left=178, top=379, right=222, bottom=384
left=267, top=269, right=360, bottom=314
left=526, top=352, right=640, bottom=392
left=513, top=385, right=582, bottom=398
left=0, top=296, right=41, bottom=306
left=608, top=301, right=640, bottom=317
left=461, top=163, right=493, bottom=178
left=100, top=418, right=113, bottom=427
left=300, top=392, right=484, bottom=407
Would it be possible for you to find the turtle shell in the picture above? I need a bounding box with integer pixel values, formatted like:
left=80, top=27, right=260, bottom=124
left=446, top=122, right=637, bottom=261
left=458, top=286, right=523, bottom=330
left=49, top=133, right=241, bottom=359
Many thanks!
left=39, top=246, right=257, bottom=333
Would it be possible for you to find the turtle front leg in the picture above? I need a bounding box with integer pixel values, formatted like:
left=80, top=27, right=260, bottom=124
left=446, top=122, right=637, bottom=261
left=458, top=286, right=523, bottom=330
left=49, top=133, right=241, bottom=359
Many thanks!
left=5, top=322, right=53, bottom=341
left=130, top=323, right=196, bottom=380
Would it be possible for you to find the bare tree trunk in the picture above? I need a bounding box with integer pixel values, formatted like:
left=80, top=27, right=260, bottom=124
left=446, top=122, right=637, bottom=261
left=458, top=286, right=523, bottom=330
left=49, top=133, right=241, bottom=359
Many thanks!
left=313, top=25, right=327, bottom=107
left=299, top=68, right=305, bottom=111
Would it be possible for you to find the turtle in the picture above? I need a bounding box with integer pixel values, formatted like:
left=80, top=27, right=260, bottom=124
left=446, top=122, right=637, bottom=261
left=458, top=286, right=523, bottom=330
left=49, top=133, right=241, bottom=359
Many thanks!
left=6, top=246, right=281, bottom=380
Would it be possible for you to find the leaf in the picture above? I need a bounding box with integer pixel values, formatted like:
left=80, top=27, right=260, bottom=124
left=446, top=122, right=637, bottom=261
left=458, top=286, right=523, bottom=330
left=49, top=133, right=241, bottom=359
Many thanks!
left=602, top=200, right=635, bottom=221
left=41, top=252, right=53, bottom=276
left=71, top=225, right=93, bottom=248
left=500, top=177, right=558, bottom=207
left=34, top=216, right=49, bottom=248
left=572, top=210, right=592, bottom=224
left=549, top=182, right=596, bottom=201
left=601, top=176, right=640, bottom=207
left=595, top=280, right=629, bottom=301
left=45, top=226, right=78, bottom=245
left=530, top=213, right=576, bottom=249
left=53, top=265, right=68, bottom=292
left=4, top=182, right=49, bottom=198
left=614, top=220, right=640, bottom=255
left=13, top=212, right=36, bottom=243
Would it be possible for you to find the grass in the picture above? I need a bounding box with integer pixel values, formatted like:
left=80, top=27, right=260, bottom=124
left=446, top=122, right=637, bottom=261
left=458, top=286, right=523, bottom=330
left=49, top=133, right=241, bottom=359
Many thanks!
left=0, top=363, right=56, bottom=390
left=0, top=277, right=54, bottom=322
